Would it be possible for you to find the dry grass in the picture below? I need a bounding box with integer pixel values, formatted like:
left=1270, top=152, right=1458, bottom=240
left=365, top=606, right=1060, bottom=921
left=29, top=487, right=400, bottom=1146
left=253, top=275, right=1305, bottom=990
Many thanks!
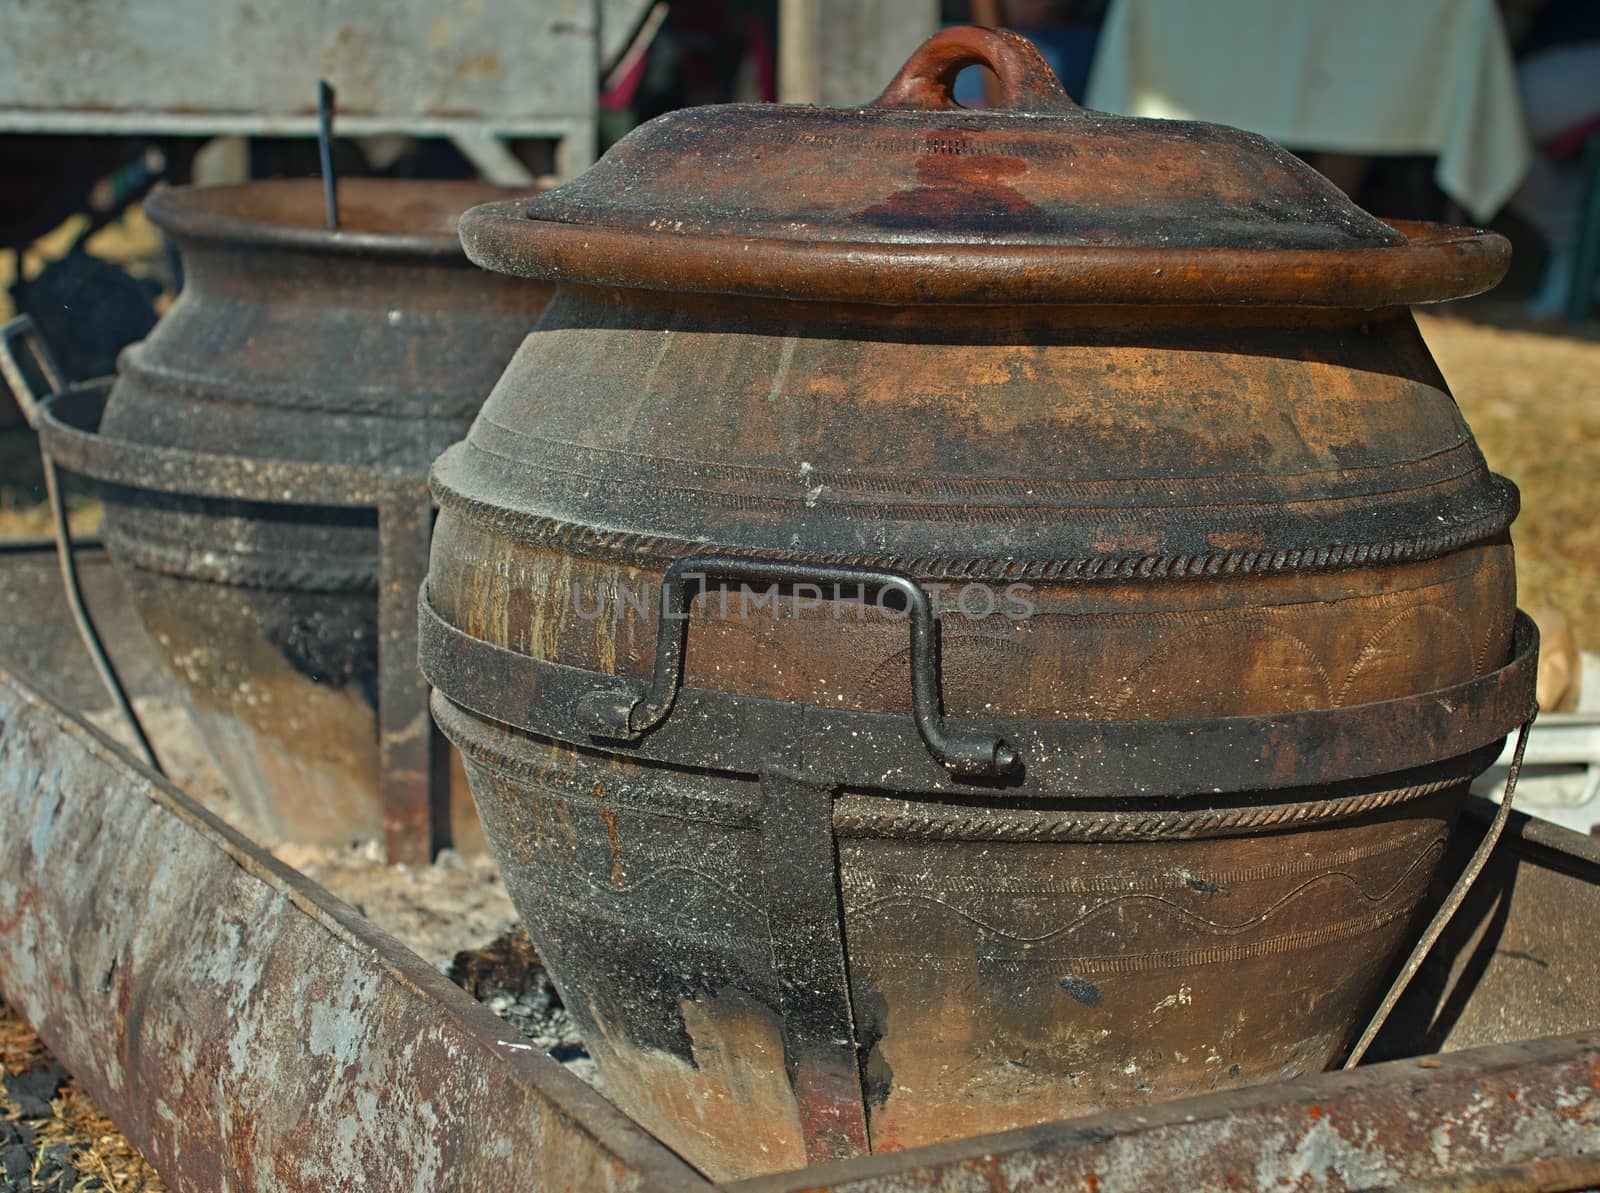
left=0, top=489, right=102, bottom=539
left=33, top=1086, right=168, bottom=1192
left=1, top=996, right=167, bottom=1192
left=1418, top=312, right=1600, bottom=648
left=0, top=997, right=48, bottom=1075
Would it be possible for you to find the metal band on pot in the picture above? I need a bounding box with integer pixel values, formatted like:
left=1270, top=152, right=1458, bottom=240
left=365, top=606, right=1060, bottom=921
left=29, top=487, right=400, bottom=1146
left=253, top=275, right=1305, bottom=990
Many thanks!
left=420, top=587, right=1538, bottom=800
left=37, top=384, right=416, bottom=508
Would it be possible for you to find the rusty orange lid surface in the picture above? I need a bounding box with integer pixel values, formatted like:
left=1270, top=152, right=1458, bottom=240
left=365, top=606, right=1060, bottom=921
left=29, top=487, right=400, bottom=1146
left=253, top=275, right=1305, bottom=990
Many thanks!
left=460, top=26, right=1508, bottom=305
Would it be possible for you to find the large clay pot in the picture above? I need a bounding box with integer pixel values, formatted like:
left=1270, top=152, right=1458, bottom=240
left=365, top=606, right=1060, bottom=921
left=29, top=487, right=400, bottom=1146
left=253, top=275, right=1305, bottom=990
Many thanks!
left=421, top=29, right=1535, bottom=1180
left=100, top=179, right=550, bottom=845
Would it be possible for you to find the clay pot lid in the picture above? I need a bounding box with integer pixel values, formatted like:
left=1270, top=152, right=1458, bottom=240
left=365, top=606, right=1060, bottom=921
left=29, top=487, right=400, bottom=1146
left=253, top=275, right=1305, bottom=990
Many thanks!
left=461, top=26, right=1507, bottom=306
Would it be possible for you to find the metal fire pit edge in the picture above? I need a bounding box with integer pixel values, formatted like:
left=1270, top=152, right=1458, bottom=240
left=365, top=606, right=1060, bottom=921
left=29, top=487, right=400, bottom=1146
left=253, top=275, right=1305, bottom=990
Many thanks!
left=733, top=1031, right=1600, bottom=1192
left=2, top=656, right=1599, bottom=1191
left=0, top=660, right=711, bottom=1193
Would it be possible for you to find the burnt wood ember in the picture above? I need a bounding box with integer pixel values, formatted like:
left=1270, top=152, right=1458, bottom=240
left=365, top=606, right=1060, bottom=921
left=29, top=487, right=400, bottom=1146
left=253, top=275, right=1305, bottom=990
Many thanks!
left=85, top=179, right=550, bottom=847
left=423, top=26, right=1535, bottom=1180
left=448, top=929, right=594, bottom=1079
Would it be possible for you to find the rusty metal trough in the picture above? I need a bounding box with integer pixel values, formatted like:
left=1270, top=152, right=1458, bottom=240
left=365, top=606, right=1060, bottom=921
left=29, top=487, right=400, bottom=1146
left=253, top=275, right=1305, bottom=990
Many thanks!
left=2, top=540, right=1599, bottom=1191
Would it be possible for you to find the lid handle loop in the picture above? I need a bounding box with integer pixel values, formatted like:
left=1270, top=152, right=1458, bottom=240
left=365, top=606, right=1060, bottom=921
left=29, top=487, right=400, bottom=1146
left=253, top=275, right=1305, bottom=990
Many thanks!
left=873, top=25, right=1082, bottom=114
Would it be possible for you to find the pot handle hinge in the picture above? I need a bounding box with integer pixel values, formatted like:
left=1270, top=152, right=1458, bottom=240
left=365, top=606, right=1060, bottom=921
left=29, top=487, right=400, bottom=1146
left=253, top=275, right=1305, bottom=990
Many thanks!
left=575, top=554, right=1022, bottom=779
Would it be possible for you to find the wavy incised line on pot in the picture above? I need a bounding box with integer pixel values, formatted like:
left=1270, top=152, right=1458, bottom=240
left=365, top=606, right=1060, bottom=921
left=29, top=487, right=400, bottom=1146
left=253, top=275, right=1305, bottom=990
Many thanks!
left=527, top=858, right=766, bottom=917
left=1475, top=617, right=1499, bottom=677
left=851, top=902, right=1417, bottom=975
left=1107, top=621, right=1335, bottom=717
left=1336, top=604, right=1472, bottom=707
left=429, top=485, right=1518, bottom=581
left=844, top=840, right=1444, bottom=944
left=526, top=894, right=772, bottom=956
left=830, top=774, right=1468, bottom=841
left=840, top=830, right=1441, bottom=894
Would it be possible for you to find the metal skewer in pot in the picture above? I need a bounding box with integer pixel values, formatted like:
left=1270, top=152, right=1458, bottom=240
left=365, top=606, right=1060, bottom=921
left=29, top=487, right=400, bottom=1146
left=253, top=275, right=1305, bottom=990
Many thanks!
left=20, top=85, right=552, bottom=851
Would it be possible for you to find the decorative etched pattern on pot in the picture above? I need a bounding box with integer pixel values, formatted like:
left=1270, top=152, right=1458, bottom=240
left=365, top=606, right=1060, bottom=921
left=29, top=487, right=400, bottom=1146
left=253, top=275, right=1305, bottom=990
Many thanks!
left=840, top=786, right=1461, bottom=1151
left=434, top=697, right=806, bottom=1178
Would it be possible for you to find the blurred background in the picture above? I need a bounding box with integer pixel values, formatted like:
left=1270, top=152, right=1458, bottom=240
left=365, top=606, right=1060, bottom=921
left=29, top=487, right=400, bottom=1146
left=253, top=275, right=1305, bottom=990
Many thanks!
left=0, top=0, right=1596, bottom=659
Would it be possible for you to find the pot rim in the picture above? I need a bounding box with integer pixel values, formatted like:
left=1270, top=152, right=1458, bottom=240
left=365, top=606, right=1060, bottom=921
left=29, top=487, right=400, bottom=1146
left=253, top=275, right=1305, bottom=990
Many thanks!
left=458, top=206, right=1509, bottom=307
left=144, top=178, right=527, bottom=259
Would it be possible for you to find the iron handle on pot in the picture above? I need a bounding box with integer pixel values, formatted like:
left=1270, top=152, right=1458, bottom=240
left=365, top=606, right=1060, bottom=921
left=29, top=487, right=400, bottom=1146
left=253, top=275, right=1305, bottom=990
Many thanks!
left=873, top=25, right=1082, bottom=115
left=575, top=554, right=1022, bottom=779
left=0, top=315, right=66, bottom=429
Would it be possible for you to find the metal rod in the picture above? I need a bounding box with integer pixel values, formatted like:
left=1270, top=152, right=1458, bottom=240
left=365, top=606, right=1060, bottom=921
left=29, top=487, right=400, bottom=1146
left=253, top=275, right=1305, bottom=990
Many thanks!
left=0, top=316, right=162, bottom=774
left=316, top=78, right=339, bottom=229
left=1342, top=717, right=1533, bottom=1068
left=39, top=451, right=163, bottom=774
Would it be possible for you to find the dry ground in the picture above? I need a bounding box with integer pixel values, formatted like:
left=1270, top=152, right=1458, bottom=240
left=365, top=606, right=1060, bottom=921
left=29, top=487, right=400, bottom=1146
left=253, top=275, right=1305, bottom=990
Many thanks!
left=1, top=999, right=164, bottom=1192
left=1418, top=311, right=1600, bottom=646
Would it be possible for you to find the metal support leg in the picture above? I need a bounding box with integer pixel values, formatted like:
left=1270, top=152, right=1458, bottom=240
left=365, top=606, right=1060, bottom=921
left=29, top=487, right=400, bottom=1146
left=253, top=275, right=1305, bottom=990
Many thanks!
left=1343, top=718, right=1534, bottom=1067
left=758, top=770, right=871, bottom=1164
left=376, top=483, right=444, bottom=865
left=0, top=315, right=161, bottom=773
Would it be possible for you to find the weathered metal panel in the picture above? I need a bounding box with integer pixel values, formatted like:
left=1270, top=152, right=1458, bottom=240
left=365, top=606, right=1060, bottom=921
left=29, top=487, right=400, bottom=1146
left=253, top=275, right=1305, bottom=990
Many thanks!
left=0, top=0, right=595, bottom=124
left=0, top=663, right=712, bottom=1193
left=732, top=1033, right=1600, bottom=1192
